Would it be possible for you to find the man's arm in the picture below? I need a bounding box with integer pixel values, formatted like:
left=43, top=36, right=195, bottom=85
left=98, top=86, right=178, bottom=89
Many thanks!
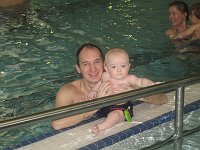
left=52, top=83, right=95, bottom=130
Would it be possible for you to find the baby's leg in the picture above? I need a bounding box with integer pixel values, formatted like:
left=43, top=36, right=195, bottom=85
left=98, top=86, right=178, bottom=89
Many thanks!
left=91, top=110, right=124, bottom=135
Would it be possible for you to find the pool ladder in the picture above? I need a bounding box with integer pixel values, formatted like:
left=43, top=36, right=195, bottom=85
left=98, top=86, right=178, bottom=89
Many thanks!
left=1, top=75, right=200, bottom=150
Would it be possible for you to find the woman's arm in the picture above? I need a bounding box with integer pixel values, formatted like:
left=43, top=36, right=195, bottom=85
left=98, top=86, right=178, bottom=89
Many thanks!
left=165, top=28, right=177, bottom=39
left=176, top=24, right=200, bottom=39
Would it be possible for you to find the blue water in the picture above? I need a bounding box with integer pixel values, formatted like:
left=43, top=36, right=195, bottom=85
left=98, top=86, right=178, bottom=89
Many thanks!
left=0, top=0, right=200, bottom=149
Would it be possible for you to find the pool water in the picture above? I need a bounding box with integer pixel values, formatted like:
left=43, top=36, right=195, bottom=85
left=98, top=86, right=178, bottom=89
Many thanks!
left=0, top=0, right=200, bottom=149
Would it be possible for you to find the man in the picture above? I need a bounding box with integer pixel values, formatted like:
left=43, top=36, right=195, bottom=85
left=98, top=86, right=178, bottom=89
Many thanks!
left=52, top=43, right=168, bottom=130
left=52, top=43, right=111, bottom=130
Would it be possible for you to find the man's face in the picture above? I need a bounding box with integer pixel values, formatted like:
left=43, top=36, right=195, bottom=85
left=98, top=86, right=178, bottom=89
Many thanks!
left=76, top=47, right=104, bottom=84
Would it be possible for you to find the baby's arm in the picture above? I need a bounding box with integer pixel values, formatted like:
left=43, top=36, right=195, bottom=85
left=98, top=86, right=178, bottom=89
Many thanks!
left=127, top=75, right=168, bottom=105
left=128, top=75, right=155, bottom=88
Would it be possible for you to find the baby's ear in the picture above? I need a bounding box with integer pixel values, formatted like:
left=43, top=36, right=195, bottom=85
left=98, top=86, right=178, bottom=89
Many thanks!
left=104, top=63, right=108, bottom=71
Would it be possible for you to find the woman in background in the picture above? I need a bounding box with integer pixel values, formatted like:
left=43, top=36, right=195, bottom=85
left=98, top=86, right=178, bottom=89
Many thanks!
left=165, top=1, right=200, bottom=53
left=165, top=1, right=190, bottom=39
left=175, top=2, right=200, bottom=41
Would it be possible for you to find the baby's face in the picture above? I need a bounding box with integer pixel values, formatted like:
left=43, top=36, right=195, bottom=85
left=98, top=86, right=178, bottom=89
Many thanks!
left=105, top=52, right=130, bottom=80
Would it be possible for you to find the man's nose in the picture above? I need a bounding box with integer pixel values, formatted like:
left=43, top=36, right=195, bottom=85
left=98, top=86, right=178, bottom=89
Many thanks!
left=90, top=64, right=97, bottom=71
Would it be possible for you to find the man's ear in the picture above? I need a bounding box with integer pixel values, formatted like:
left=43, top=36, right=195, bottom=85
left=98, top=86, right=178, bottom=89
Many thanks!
left=129, top=63, right=131, bottom=69
left=75, top=64, right=81, bottom=73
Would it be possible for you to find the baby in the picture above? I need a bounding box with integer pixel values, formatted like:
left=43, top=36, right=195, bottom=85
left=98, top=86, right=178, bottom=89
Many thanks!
left=89, top=48, right=161, bottom=135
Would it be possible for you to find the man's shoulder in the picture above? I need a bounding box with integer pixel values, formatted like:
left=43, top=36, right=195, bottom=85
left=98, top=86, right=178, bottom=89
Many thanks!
left=60, top=80, right=80, bottom=92
left=56, top=80, right=81, bottom=103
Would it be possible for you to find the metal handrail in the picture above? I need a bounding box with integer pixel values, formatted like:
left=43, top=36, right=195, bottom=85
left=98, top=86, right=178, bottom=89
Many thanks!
left=0, top=75, right=200, bottom=144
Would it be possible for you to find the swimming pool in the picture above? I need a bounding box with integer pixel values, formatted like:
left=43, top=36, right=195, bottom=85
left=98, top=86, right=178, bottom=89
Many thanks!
left=0, top=0, right=200, bottom=149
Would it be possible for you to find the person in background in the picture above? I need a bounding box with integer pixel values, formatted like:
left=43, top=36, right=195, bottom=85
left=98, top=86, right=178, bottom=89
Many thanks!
left=175, top=2, right=200, bottom=41
left=0, top=0, right=27, bottom=7
left=90, top=48, right=168, bottom=135
left=165, top=1, right=190, bottom=39
left=165, top=1, right=200, bottom=53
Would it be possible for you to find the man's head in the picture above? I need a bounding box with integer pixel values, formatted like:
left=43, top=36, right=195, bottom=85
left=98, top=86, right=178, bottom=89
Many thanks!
left=104, top=48, right=130, bottom=80
left=76, top=43, right=104, bottom=83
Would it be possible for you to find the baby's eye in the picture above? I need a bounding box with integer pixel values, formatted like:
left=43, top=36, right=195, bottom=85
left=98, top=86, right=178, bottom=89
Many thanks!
left=121, top=65, right=127, bottom=68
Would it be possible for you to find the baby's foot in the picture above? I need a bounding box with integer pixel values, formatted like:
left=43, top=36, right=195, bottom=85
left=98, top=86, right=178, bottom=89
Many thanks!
left=91, top=125, right=100, bottom=135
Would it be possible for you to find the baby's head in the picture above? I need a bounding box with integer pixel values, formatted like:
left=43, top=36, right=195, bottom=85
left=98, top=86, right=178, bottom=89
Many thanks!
left=190, top=2, right=200, bottom=24
left=104, top=48, right=130, bottom=80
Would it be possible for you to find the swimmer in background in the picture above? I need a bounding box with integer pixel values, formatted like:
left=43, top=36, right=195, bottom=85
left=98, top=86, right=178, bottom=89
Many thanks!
left=175, top=2, right=200, bottom=40
left=165, top=1, right=191, bottom=53
left=174, top=2, right=200, bottom=53
left=89, top=48, right=168, bottom=135
left=165, top=1, right=200, bottom=53
left=0, top=0, right=27, bottom=8
left=165, top=1, right=190, bottom=39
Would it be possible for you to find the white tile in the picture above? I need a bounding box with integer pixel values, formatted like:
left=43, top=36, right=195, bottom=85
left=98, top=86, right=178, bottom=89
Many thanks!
left=16, top=83, right=200, bottom=150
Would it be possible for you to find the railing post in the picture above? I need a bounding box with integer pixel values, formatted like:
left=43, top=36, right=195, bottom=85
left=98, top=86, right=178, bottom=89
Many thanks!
left=174, top=86, right=185, bottom=150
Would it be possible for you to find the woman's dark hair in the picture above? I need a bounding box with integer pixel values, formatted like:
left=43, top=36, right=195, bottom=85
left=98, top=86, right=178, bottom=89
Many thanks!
left=190, top=2, right=200, bottom=20
left=169, top=1, right=189, bottom=22
left=76, top=43, right=104, bottom=66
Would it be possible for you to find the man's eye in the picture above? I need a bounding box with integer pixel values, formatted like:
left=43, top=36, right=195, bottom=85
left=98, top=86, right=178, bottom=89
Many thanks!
left=95, top=60, right=101, bottom=64
left=83, top=63, right=88, bottom=66
left=111, top=66, right=116, bottom=69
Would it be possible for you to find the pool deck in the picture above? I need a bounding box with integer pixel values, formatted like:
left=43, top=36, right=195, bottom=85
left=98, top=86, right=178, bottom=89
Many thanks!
left=4, top=83, right=200, bottom=150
